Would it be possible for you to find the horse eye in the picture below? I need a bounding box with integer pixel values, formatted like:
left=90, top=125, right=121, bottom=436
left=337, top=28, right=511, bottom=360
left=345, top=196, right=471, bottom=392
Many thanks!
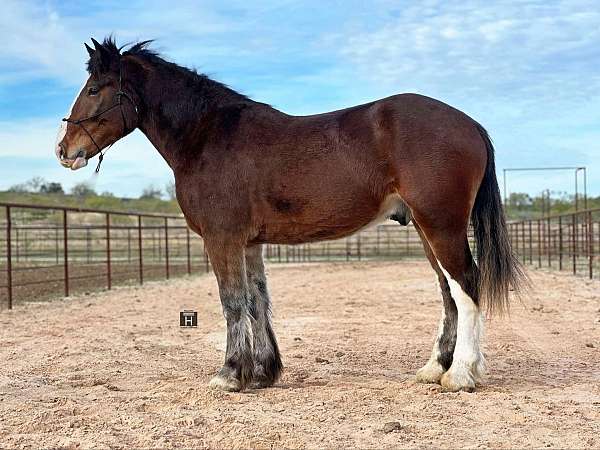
left=87, top=86, right=99, bottom=96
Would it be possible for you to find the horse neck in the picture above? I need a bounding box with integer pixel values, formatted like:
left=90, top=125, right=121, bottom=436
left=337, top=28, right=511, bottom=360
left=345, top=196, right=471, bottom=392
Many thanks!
left=129, top=57, right=249, bottom=169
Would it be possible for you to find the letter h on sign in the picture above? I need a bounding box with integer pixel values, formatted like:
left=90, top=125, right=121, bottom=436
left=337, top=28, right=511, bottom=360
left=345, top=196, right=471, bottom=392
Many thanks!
left=180, top=310, right=198, bottom=327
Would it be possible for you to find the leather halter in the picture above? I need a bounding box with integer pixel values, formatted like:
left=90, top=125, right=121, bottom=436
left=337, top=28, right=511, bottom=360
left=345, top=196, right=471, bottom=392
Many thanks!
left=62, top=63, right=138, bottom=172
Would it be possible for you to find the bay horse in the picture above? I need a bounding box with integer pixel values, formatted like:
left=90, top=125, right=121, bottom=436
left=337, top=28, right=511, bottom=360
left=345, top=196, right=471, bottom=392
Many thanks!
left=55, top=38, right=524, bottom=392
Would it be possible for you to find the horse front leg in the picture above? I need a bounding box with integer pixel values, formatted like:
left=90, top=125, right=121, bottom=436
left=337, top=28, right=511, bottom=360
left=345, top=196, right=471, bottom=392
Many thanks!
left=205, top=240, right=254, bottom=392
left=245, top=245, right=283, bottom=388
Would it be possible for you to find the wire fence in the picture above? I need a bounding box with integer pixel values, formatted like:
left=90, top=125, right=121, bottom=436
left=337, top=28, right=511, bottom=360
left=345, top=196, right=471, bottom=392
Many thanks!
left=0, top=202, right=429, bottom=309
left=507, top=208, right=600, bottom=280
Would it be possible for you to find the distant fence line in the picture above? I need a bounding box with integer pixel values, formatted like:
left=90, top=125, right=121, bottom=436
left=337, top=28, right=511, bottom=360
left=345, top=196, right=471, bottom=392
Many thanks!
left=2, top=202, right=598, bottom=309
left=0, top=202, right=428, bottom=309
left=507, top=207, right=600, bottom=280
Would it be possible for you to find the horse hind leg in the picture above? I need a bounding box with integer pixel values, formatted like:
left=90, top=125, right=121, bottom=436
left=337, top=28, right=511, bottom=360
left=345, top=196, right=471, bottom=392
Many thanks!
left=414, top=225, right=458, bottom=384
left=245, top=245, right=283, bottom=388
left=438, top=258, right=486, bottom=392
left=416, top=222, right=486, bottom=392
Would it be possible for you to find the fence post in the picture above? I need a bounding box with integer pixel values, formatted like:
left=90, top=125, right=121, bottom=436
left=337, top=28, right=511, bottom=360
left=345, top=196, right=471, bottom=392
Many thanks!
left=513, top=223, right=519, bottom=260
left=537, top=220, right=541, bottom=268
left=106, top=213, right=111, bottom=290
left=63, top=209, right=69, bottom=297
left=588, top=211, right=593, bottom=279
left=547, top=217, right=551, bottom=268
left=558, top=216, right=563, bottom=271
left=138, top=216, right=143, bottom=284
left=521, top=221, right=526, bottom=264
left=572, top=214, right=576, bottom=275
left=357, top=234, right=361, bottom=261
left=158, top=228, right=162, bottom=262
left=164, top=218, right=170, bottom=279
left=6, top=206, right=12, bottom=310
left=186, top=226, right=191, bottom=275
left=528, top=220, right=533, bottom=264
left=55, top=227, right=59, bottom=264
left=204, top=245, right=210, bottom=272
left=127, top=228, right=132, bottom=263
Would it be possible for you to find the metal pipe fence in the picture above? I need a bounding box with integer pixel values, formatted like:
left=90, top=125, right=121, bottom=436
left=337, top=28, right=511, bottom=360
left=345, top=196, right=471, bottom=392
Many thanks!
left=4, top=201, right=596, bottom=309
left=0, top=202, right=430, bottom=309
left=507, top=208, right=600, bottom=280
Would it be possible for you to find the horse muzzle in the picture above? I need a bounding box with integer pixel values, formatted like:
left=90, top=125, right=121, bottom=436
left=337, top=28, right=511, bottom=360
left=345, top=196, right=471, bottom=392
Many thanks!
left=57, top=146, right=88, bottom=171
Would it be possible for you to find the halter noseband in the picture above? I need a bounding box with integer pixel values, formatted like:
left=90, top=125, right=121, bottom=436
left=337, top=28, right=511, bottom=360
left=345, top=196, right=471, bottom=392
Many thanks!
left=62, top=63, right=138, bottom=173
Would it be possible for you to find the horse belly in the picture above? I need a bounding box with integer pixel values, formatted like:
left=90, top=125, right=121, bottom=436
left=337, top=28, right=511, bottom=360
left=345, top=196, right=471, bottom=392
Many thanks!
left=255, top=192, right=404, bottom=245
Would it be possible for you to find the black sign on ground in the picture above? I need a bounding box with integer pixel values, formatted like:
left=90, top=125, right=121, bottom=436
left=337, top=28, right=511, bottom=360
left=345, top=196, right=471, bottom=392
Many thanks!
left=180, top=310, right=198, bottom=327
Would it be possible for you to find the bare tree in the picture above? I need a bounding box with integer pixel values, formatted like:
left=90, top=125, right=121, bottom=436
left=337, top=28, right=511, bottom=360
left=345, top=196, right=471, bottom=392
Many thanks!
left=71, top=182, right=96, bottom=197
left=165, top=180, right=176, bottom=200
left=140, top=184, right=163, bottom=200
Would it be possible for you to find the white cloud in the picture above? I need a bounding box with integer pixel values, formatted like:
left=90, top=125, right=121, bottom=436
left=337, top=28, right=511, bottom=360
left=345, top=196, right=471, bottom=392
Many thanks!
left=0, top=1, right=84, bottom=85
left=0, top=0, right=312, bottom=87
left=333, top=0, right=600, bottom=107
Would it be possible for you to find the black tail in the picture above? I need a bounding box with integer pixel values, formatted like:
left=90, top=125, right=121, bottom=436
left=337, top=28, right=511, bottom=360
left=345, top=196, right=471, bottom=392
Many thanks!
left=472, top=123, right=526, bottom=315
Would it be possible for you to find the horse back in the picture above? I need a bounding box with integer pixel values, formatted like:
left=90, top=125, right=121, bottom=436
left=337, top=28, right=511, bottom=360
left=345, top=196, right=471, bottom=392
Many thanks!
left=177, top=93, right=486, bottom=244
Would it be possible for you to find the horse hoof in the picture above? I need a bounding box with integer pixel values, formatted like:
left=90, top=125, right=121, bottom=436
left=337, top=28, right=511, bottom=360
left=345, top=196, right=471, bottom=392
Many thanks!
left=415, top=360, right=445, bottom=384
left=440, top=368, right=476, bottom=392
left=208, top=374, right=241, bottom=392
left=249, top=376, right=275, bottom=390
left=473, top=353, right=487, bottom=381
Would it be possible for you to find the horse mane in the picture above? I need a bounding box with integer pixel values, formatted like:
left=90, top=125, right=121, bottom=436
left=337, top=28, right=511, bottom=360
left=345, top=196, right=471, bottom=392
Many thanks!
left=86, top=36, right=249, bottom=102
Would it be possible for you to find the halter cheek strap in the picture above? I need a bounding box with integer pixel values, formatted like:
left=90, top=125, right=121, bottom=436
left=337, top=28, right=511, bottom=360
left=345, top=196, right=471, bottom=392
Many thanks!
left=62, top=63, right=138, bottom=173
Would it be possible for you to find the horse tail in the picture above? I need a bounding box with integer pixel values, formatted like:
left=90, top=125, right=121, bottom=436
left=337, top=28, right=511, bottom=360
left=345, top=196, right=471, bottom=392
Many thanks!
left=472, top=123, right=527, bottom=315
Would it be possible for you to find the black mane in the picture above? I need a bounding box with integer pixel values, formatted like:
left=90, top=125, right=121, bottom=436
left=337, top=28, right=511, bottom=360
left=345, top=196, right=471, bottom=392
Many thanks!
left=86, top=36, right=248, bottom=102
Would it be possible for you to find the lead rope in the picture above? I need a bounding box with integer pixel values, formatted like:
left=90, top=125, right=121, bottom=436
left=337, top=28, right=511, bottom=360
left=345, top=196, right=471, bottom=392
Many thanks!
left=94, top=140, right=119, bottom=173
left=95, top=150, right=104, bottom=173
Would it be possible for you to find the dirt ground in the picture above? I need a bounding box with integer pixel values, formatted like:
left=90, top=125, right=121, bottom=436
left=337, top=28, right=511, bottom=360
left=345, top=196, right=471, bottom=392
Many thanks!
left=0, top=261, right=598, bottom=449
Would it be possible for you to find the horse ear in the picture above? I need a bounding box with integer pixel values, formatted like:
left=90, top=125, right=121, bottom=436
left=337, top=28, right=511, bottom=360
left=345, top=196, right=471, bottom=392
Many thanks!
left=85, top=43, right=95, bottom=58
left=91, top=37, right=103, bottom=51
left=90, top=38, right=111, bottom=72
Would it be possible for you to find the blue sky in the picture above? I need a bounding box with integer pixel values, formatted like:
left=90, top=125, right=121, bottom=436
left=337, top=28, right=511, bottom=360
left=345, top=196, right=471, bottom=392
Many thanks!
left=1, top=0, right=599, bottom=198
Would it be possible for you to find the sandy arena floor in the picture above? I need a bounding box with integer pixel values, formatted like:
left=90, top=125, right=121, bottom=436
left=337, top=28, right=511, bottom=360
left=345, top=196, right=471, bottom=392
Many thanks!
left=0, top=261, right=599, bottom=448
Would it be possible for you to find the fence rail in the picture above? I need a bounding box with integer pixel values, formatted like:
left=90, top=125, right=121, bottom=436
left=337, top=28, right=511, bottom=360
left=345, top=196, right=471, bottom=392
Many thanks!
left=0, top=203, right=213, bottom=309
left=3, top=201, right=597, bottom=309
left=0, top=202, right=429, bottom=309
left=507, top=208, right=600, bottom=279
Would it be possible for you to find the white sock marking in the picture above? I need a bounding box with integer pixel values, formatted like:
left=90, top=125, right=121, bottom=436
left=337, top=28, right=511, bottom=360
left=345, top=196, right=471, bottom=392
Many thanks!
left=438, top=262, right=484, bottom=376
